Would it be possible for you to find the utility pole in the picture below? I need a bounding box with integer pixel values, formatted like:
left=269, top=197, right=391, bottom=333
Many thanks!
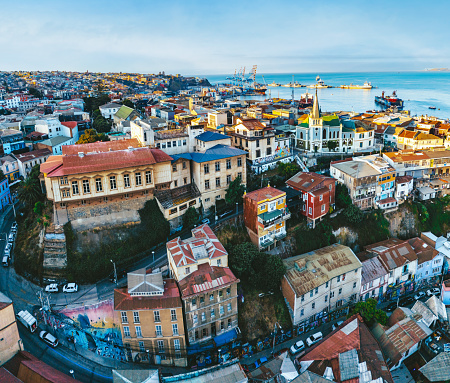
left=110, top=259, right=118, bottom=286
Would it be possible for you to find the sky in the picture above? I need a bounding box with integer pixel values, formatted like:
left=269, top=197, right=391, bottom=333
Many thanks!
left=1, top=0, right=449, bottom=75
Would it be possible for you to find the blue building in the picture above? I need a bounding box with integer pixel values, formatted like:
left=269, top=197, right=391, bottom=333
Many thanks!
left=409, top=237, right=444, bottom=288
left=0, top=177, right=12, bottom=212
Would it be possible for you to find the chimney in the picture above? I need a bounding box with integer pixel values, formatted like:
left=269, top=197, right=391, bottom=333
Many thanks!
left=78, top=152, right=84, bottom=158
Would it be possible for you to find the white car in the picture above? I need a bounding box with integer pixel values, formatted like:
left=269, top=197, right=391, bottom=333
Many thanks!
left=414, top=291, right=426, bottom=300
left=63, top=283, right=79, bottom=293
left=332, top=320, right=344, bottom=331
left=45, top=284, right=59, bottom=293
left=427, top=288, right=440, bottom=297
left=39, top=331, right=58, bottom=347
left=289, top=340, right=305, bottom=355
left=8, top=233, right=14, bottom=243
left=4, top=243, right=11, bottom=257
left=11, top=222, right=17, bottom=230
left=306, top=332, right=323, bottom=347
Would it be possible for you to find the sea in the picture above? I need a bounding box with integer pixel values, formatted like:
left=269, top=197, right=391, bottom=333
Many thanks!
left=204, top=72, right=450, bottom=120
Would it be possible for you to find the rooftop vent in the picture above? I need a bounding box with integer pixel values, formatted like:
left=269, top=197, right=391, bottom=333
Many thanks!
left=78, top=152, right=84, bottom=158
left=128, top=146, right=134, bottom=151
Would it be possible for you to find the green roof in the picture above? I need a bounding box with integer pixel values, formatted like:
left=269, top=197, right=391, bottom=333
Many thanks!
left=259, top=209, right=282, bottom=221
left=40, top=136, right=72, bottom=146
left=299, top=114, right=340, bottom=127
left=115, top=105, right=134, bottom=120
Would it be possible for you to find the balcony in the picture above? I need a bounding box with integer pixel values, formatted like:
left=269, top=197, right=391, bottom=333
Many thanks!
left=259, top=210, right=291, bottom=228
left=260, top=238, right=274, bottom=248
left=275, top=232, right=287, bottom=240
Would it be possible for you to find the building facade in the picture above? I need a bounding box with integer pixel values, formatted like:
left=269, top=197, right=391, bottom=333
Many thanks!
left=0, top=292, right=22, bottom=365
left=114, top=270, right=187, bottom=367
left=243, top=186, right=290, bottom=250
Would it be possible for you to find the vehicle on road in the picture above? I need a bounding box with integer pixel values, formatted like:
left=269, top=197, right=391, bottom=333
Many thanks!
left=289, top=340, right=305, bottom=355
left=414, top=291, right=426, bottom=300
left=332, top=320, right=344, bottom=331
left=2, top=255, right=9, bottom=267
left=45, top=284, right=59, bottom=293
left=8, top=232, right=14, bottom=243
left=385, top=302, right=398, bottom=312
left=11, top=222, right=17, bottom=231
left=4, top=242, right=12, bottom=255
left=218, top=210, right=233, bottom=219
left=258, top=291, right=274, bottom=298
left=39, top=331, right=59, bottom=347
left=306, top=332, right=323, bottom=347
left=16, top=310, right=37, bottom=333
left=201, top=218, right=210, bottom=225
left=63, top=283, right=79, bottom=293
left=242, top=356, right=268, bottom=372
left=399, top=296, right=415, bottom=306
left=427, top=288, right=440, bottom=297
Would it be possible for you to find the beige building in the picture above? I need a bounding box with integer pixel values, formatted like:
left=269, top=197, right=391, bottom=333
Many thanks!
left=167, top=223, right=228, bottom=281
left=0, top=292, right=22, bottom=365
left=179, top=263, right=239, bottom=345
left=114, top=270, right=187, bottom=367
left=397, top=130, right=443, bottom=151
left=281, top=244, right=362, bottom=326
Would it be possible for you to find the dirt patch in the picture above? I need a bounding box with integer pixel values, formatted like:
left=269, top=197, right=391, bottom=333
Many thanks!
left=386, top=204, right=418, bottom=239
left=238, top=289, right=292, bottom=342
left=333, top=226, right=358, bottom=247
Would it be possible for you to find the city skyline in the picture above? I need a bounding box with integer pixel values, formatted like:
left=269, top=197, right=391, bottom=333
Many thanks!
left=1, top=0, right=449, bottom=75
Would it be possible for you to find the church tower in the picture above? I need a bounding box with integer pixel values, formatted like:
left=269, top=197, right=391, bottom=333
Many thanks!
left=308, top=90, right=324, bottom=152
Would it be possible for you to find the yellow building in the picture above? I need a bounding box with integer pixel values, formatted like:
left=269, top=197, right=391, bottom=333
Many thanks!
left=243, top=186, right=290, bottom=250
left=114, top=270, right=187, bottom=367
left=0, top=292, right=22, bottom=365
left=397, top=130, right=443, bottom=150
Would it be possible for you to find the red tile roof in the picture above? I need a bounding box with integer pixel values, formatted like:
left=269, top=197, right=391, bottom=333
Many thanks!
left=286, top=172, right=335, bottom=192
left=244, top=186, right=285, bottom=203
left=178, top=263, right=239, bottom=298
left=19, top=360, right=83, bottom=383
left=61, top=138, right=140, bottom=155
left=60, top=121, right=77, bottom=130
left=0, top=368, right=22, bottom=383
left=167, top=224, right=228, bottom=267
left=236, top=118, right=267, bottom=130
left=114, top=279, right=181, bottom=311
left=408, top=237, right=439, bottom=264
left=15, top=149, right=51, bottom=163
left=395, top=175, right=413, bottom=184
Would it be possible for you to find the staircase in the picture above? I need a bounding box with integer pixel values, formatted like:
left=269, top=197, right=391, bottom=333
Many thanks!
left=42, top=224, right=67, bottom=279
left=294, top=155, right=309, bottom=172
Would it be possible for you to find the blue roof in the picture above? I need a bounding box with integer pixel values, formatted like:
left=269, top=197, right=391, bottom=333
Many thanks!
left=172, top=144, right=247, bottom=163
left=214, top=328, right=238, bottom=347
left=342, top=120, right=356, bottom=129
left=195, top=131, right=228, bottom=142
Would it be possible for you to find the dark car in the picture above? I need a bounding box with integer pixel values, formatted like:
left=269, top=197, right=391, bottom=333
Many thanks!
left=399, top=296, right=415, bottom=306
left=242, top=356, right=268, bottom=372
left=385, top=302, right=398, bottom=312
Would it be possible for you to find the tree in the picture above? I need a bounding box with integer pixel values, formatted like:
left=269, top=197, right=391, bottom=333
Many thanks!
left=183, top=207, right=199, bottom=230
left=252, top=252, right=286, bottom=292
left=77, top=129, right=109, bottom=144
left=228, top=242, right=259, bottom=281
left=122, top=99, right=134, bottom=108
left=343, top=204, right=364, bottom=224
left=327, top=140, right=338, bottom=151
left=295, top=221, right=336, bottom=255
left=18, top=165, right=43, bottom=208
left=138, top=200, right=170, bottom=247
left=277, top=162, right=300, bottom=180
left=225, top=176, right=246, bottom=206
left=93, top=115, right=112, bottom=133
left=28, top=87, right=43, bottom=99
left=83, top=94, right=111, bottom=113
left=350, top=298, right=388, bottom=326
left=335, top=183, right=352, bottom=209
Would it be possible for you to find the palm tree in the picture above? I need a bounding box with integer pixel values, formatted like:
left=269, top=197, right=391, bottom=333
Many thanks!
left=18, top=176, right=43, bottom=208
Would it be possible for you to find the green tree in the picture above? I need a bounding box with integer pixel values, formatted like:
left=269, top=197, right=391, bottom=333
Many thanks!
left=252, top=252, right=286, bottom=292
left=225, top=176, right=246, bottom=206
left=335, top=183, right=352, bottom=209
left=18, top=165, right=43, bottom=208
left=277, top=162, right=300, bottom=180
left=295, top=221, right=336, bottom=255
left=228, top=242, right=259, bottom=281
left=77, top=129, right=109, bottom=144
left=327, top=140, right=338, bottom=151
left=83, top=94, right=111, bottom=113
left=138, top=200, right=170, bottom=246
left=122, top=99, right=134, bottom=108
left=93, top=115, right=112, bottom=133
left=349, top=298, right=388, bottom=326
left=28, top=87, right=43, bottom=99
left=183, top=207, right=199, bottom=230
left=343, top=204, right=364, bottom=224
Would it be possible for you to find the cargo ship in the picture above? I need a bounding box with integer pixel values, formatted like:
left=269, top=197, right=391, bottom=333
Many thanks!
left=307, top=76, right=332, bottom=88
left=375, top=91, right=404, bottom=109
left=340, top=81, right=373, bottom=89
left=299, top=92, right=314, bottom=108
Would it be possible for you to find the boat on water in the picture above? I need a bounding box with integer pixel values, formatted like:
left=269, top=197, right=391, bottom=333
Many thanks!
left=299, top=92, right=314, bottom=108
left=340, top=81, right=373, bottom=89
left=268, top=82, right=281, bottom=87
left=307, top=76, right=332, bottom=88
left=374, top=91, right=404, bottom=109
left=429, top=106, right=437, bottom=110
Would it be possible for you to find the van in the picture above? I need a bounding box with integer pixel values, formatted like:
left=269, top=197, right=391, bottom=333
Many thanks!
left=2, top=256, right=9, bottom=267
left=16, top=310, right=38, bottom=333
left=306, top=331, right=323, bottom=347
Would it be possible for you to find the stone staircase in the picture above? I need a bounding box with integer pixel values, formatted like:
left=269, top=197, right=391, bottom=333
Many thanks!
left=43, top=224, right=67, bottom=279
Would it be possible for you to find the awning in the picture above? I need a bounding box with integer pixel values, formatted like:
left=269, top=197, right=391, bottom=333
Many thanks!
left=259, top=209, right=282, bottom=222
left=187, top=342, right=215, bottom=355
left=214, top=328, right=238, bottom=347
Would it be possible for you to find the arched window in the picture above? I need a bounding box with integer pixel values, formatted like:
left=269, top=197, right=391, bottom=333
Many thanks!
left=333, top=131, right=336, bottom=139
left=300, top=132, right=303, bottom=140
left=337, top=131, right=340, bottom=139
left=323, top=129, right=326, bottom=140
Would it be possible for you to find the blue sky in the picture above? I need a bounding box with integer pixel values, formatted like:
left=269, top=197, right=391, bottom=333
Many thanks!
left=1, top=0, right=449, bottom=75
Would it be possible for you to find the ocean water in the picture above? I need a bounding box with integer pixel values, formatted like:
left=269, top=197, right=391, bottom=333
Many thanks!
left=205, top=72, right=450, bottom=120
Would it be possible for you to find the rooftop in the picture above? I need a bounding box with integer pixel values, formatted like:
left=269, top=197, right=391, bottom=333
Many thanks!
left=195, top=131, right=229, bottom=142
left=15, top=148, right=51, bottom=162
left=244, top=185, right=285, bottom=203
left=172, top=144, right=246, bottom=164
left=286, top=172, right=334, bottom=192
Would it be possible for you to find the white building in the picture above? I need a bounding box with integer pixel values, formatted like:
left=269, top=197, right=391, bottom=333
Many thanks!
left=395, top=175, right=414, bottom=201
left=281, top=244, right=362, bottom=326
left=99, top=102, right=121, bottom=119
left=359, top=256, right=389, bottom=302
left=409, top=237, right=444, bottom=287
left=34, top=117, right=79, bottom=141
left=15, top=149, right=52, bottom=178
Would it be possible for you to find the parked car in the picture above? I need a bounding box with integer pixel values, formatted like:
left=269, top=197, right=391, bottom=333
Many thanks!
left=39, top=331, right=58, bottom=347
left=8, top=232, right=14, bottom=243
left=399, top=296, right=415, bottom=306
left=427, top=288, right=440, bottom=297
left=201, top=218, right=210, bottom=225
left=243, top=356, right=268, bottom=372
left=306, top=332, right=323, bottom=347
left=258, top=291, right=274, bottom=298
left=289, top=340, right=305, bottom=356
left=4, top=243, right=11, bottom=257
left=414, top=291, right=426, bottom=300
left=11, top=222, right=17, bottom=231
left=218, top=210, right=233, bottom=219
left=62, top=283, right=79, bottom=293
left=385, top=302, right=398, bottom=312
left=332, top=320, right=344, bottom=331
left=45, top=284, right=59, bottom=293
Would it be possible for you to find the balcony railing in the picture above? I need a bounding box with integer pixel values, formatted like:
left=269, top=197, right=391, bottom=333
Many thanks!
left=261, top=213, right=291, bottom=228
left=260, top=238, right=274, bottom=248
left=275, top=232, right=287, bottom=240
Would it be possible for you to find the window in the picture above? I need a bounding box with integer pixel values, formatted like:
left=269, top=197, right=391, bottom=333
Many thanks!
left=209, top=294, right=214, bottom=301
left=157, top=340, right=164, bottom=352
left=172, top=324, right=178, bottom=335
left=184, top=177, right=187, bottom=185
left=321, top=205, right=326, bottom=212
left=174, top=180, right=178, bottom=187
left=204, top=164, right=209, bottom=174
left=185, top=267, right=190, bottom=274
left=174, top=339, right=181, bottom=358
left=339, top=288, right=342, bottom=295
left=301, top=295, right=304, bottom=302
left=201, top=312, right=206, bottom=322
left=342, top=273, right=346, bottom=281
left=227, top=288, right=230, bottom=295
left=139, top=341, right=145, bottom=352
left=172, top=164, right=177, bottom=172
left=95, top=178, right=102, bottom=192
left=135, top=172, right=142, bottom=186
left=300, top=308, right=304, bottom=316
left=312, top=302, right=315, bottom=309
left=226, top=159, right=231, bottom=169
left=267, top=147, right=272, bottom=156
left=226, top=174, right=231, bottom=185
left=256, top=139, right=260, bottom=147
left=310, top=291, right=313, bottom=298
left=183, top=161, right=187, bottom=169
left=315, top=287, right=319, bottom=294
left=326, top=281, right=329, bottom=288
left=200, top=296, right=205, bottom=304
left=123, top=326, right=130, bottom=337
left=155, top=325, right=162, bottom=336
left=103, top=197, right=108, bottom=202
left=216, top=177, right=221, bottom=187
left=220, top=321, right=224, bottom=330
left=136, top=326, right=142, bottom=338
left=205, top=180, right=210, bottom=190
left=202, top=328, right=208, bottom=338
left=330, top=291, right=335, bottom=298
left=60, top=177, right=68, bottom=185
left=217, top=259, right=221, bottom=266
left=133, top=311, right=140, bottom=323
left=308, top=207, right=312, bottom=215
left=72, top=181, right=79, bottom=195
left=109, top=176, right=117, bottom=190
left=121, top=312, right=128, bottom=323
left=215, top=162, right=220, bottom=172
left=228, top=318, right=232, bottom=328
left=319, top=195, right=323, bottom=201
left=167, top=141, right=171, bottom=148
left=220, top=305, right=224, bottom=315
left=237, top=157, right=242, bottom=167
left=353, top=282, right=357, bottom=288
left=267, top=137, right=271, bottom=144
left=256, top=149, right=261, bottom=158
left=325, top=295, right=328, bottom=302
left=238, top=172, right=242, bottom=180
left=171, top=309, right=177, bottom=321
left=124, top=174, right=130, bottom=188
left=211, top=309, right=215, bottom=318
left=193, top=314, right=198, bottom=324
left=192, top=298, right=196, bottom=306
left=154, top=311, right=161, bottom=323
left=337, top=275, right=341, bottom=282
left=227, top=303, right=232, bottom=311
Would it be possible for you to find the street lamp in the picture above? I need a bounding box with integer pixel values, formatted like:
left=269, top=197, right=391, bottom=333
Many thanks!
left=110, top=259, right=118, bottom=286
left=236, top=202, right=238, bottom=215
left=272, top=322, right=282, bottom=356
left=146, top=349, right=150, bottom=364
left=152, top=251, right=155, bottom=263
left=69, top=369, right=75, bottom=379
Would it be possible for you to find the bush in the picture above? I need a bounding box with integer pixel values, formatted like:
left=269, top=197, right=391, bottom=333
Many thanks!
left=343, top=204, right=364, bottom=224
left=295, top=221, right=336, bottom=255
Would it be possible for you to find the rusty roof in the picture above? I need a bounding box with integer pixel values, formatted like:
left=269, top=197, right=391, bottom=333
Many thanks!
left=365, top=238, right=417, bottom=270
left=361, top=257, right=388, bottom=286
left=235, top=118, right=267, bottom=130
left=286, top=172, right=334, bottom=193
left=244, top=186, right=285, bottom=203
left=283, top=244, right=361, bottom=297
left=408, top=237, right=439, bottom=265
left=62, top=138, right=140, bottom=155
